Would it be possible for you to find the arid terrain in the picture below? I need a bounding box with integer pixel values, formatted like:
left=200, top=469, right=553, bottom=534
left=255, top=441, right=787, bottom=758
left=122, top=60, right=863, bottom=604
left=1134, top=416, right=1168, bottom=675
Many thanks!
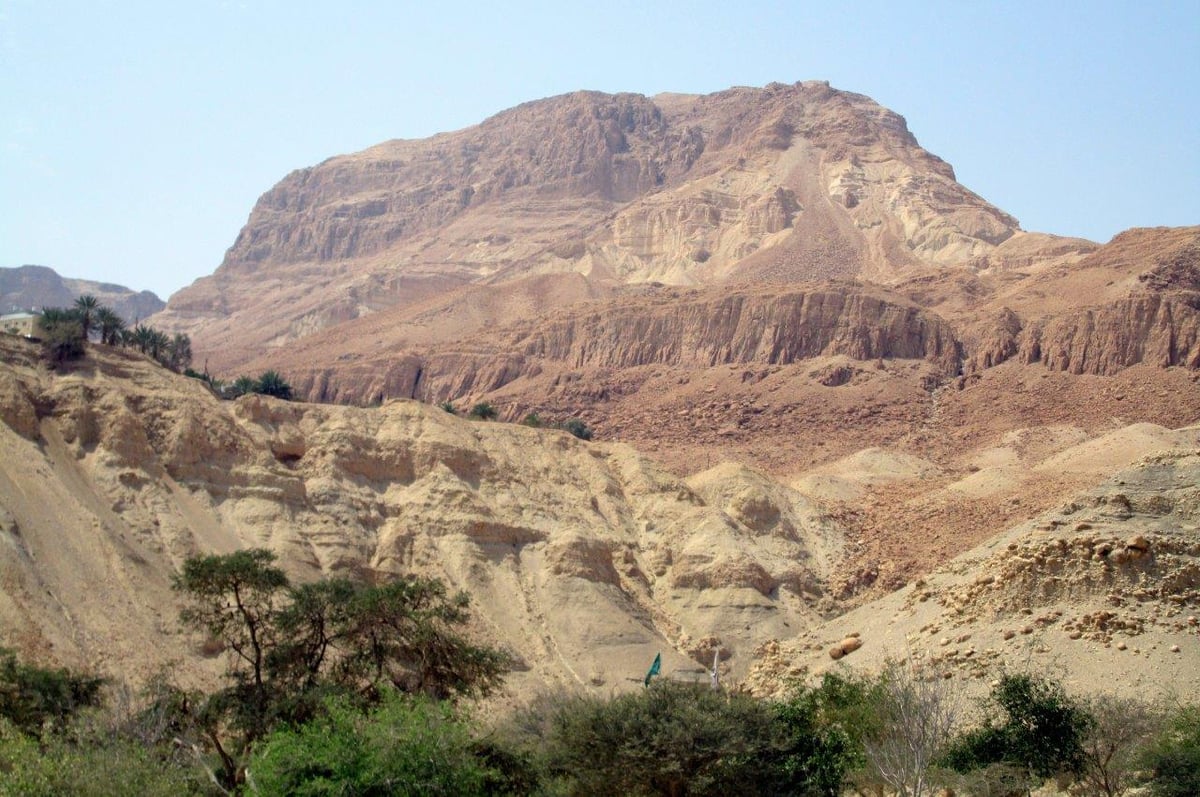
left=1, top=82, right=1197, bottom=704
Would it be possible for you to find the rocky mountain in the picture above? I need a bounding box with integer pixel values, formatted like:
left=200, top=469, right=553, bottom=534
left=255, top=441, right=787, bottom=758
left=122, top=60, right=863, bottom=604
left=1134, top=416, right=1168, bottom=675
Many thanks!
left=154, top=82, right=1039, bottom=371
left=1, top=265, right=164, bottom=322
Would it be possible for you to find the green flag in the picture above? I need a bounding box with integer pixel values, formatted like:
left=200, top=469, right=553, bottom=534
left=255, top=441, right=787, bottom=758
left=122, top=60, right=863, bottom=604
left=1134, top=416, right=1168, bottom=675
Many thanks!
left=644, top=652, right=661, bottom=687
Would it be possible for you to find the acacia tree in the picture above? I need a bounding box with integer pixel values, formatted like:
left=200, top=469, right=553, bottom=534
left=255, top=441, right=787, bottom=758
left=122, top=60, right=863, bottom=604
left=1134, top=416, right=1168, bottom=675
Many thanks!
left=172, top=549, right=508, bottom=790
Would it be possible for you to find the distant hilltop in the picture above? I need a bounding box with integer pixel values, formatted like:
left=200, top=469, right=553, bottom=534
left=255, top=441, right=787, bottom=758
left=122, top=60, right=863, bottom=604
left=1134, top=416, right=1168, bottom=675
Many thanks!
left=0, top=265, right=164, bottom=324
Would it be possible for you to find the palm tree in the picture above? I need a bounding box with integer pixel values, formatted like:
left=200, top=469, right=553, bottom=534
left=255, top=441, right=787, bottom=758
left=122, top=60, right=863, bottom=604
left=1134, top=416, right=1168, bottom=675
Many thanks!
left=255, top=370, right=293, bottom=400
left=166, top=333, right=192, bottom=371
left=131, top=324, right=155, bottom=354
left=148, top=330, right=170, bottom=363
left=94, top=307, right=125, bottom=346
left=231, top=376, right=258, bottom=397
left=73, top=295, right=99, bottom=340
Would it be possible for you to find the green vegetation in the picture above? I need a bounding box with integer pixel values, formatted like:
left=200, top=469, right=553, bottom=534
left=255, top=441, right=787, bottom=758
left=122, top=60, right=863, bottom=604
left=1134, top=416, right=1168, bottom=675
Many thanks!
left=0, top=648, right=104, bottom=735
left=468, top=400, right=498, bottom=420
left=170, top=549, right=508, bottom=789
left=560, top=417, right=593, bottom=440
left=942, top=673, right=1092, bottom=783
left=3, top=604, right=1194, bottom=796
left=27, top=295, right=192, bottom=373
left=250, top=694, right=496, bottom=797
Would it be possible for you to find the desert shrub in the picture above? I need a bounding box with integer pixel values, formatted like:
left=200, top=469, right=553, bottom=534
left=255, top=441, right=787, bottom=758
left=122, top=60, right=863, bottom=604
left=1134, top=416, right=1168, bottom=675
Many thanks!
left=0, top=648, right=104, bottom=735
left=560, top=418, right=593, bottom=440
left=1077, top=694, right=1166, bottom=797
left=439, top=400, right=458, bottom=415
left=1140, top=704, right=1200, bottom=797
left=250, top=693, right=495, bottom=797
left=468, top=401, right=498, bottom=420
left=0, top=719, right=213, bottom=797
left=522, top=412, right=543, bottom=427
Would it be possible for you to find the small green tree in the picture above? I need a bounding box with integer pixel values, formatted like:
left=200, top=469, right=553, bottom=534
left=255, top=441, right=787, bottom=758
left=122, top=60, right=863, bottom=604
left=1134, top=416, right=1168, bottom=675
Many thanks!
left=1140, top=705, right=1200, bottom=797
left=172, top=549, right=508, bottom=789
left=942, top=673, right=1092, bottom=789
left=38, top=308, right=85, bottom=364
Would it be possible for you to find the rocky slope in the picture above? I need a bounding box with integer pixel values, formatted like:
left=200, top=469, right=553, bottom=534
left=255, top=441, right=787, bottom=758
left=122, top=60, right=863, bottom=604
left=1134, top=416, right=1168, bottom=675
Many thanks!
left=0, top=337, right=843, bottom=694
left=745, top=445, right=1200, bottom=702
left=1, top=336, right=1196, bottom=702
left=154, top=82, right=1036, bottom=371
left=1, top=265, right=165, bottom=322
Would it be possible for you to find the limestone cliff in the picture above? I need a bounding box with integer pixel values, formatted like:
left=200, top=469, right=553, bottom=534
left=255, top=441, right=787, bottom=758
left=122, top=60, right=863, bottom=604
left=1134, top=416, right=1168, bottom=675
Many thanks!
left=283, top=284, right=963, bottom=406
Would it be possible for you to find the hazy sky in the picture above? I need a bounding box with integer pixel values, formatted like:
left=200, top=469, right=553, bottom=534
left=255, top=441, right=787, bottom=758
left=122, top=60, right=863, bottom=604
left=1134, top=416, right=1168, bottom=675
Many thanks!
left=2, top=1, right=1197, bottom=300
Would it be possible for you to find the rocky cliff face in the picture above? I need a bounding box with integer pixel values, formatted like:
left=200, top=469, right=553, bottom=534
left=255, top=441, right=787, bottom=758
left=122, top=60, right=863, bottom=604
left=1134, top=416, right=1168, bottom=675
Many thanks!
left=283, top=284, right=963, bottom=406
left=960, top=227, right=1200, bottom=375
left=156, top=82, right=1024, bottom=367
left=1, top=265, right=164, bottom=322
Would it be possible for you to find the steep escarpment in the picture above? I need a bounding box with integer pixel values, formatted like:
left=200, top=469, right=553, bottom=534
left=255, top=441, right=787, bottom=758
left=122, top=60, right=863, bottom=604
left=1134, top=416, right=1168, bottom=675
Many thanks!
left=0, top=337, right=842, bottom=693
left=282, top=284, right=963, bottom=406
left=960, top=227, right=1200, bottom=375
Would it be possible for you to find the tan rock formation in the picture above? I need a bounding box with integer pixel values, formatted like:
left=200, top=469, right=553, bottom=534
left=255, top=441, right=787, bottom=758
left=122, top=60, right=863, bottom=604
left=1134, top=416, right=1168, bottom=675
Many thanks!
left=0, top=336, right=839, bottom=695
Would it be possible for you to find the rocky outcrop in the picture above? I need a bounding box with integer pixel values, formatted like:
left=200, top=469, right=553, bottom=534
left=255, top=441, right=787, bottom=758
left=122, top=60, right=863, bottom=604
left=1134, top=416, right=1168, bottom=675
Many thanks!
left=1022, top=293, right=1200, bottom=374
left=1, top=265, right=164, bottom=322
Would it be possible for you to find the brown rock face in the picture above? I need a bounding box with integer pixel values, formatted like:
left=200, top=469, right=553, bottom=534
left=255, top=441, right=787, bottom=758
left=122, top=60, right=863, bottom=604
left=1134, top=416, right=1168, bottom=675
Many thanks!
left=155, top=82, right=1021, bottom=369
left=282, top=284, right=963, bottom=406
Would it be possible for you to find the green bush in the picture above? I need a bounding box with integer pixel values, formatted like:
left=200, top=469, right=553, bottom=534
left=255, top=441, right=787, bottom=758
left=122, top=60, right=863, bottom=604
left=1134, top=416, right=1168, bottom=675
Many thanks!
left=250, top=694, right=495, bottom=796
left=1141, top=705, right=1200, bottom=797
left=0, top=719, right=212, bottom=797
left=468, top=401, right=498, bottom=420
left=0, top=648, right=104, bottom=735
left=537, top=680, right=779, bottom=796
left=942, top=673, right=1091, bottom=783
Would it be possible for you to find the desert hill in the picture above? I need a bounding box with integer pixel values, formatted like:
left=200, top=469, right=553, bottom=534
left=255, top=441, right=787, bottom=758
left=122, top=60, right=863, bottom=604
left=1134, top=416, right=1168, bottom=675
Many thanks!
left=1, top=264, right=165, bottom=322
left=0, top=336, right=842, bottom=694
left=0, top=334, right=1195, bottom=700
left=746, top=443, right=1200, bottom=702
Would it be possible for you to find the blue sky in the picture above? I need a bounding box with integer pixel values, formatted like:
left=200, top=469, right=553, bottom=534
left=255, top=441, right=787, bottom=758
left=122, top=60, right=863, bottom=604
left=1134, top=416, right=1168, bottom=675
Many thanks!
left=2, top=1, right=1197, bottom=299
